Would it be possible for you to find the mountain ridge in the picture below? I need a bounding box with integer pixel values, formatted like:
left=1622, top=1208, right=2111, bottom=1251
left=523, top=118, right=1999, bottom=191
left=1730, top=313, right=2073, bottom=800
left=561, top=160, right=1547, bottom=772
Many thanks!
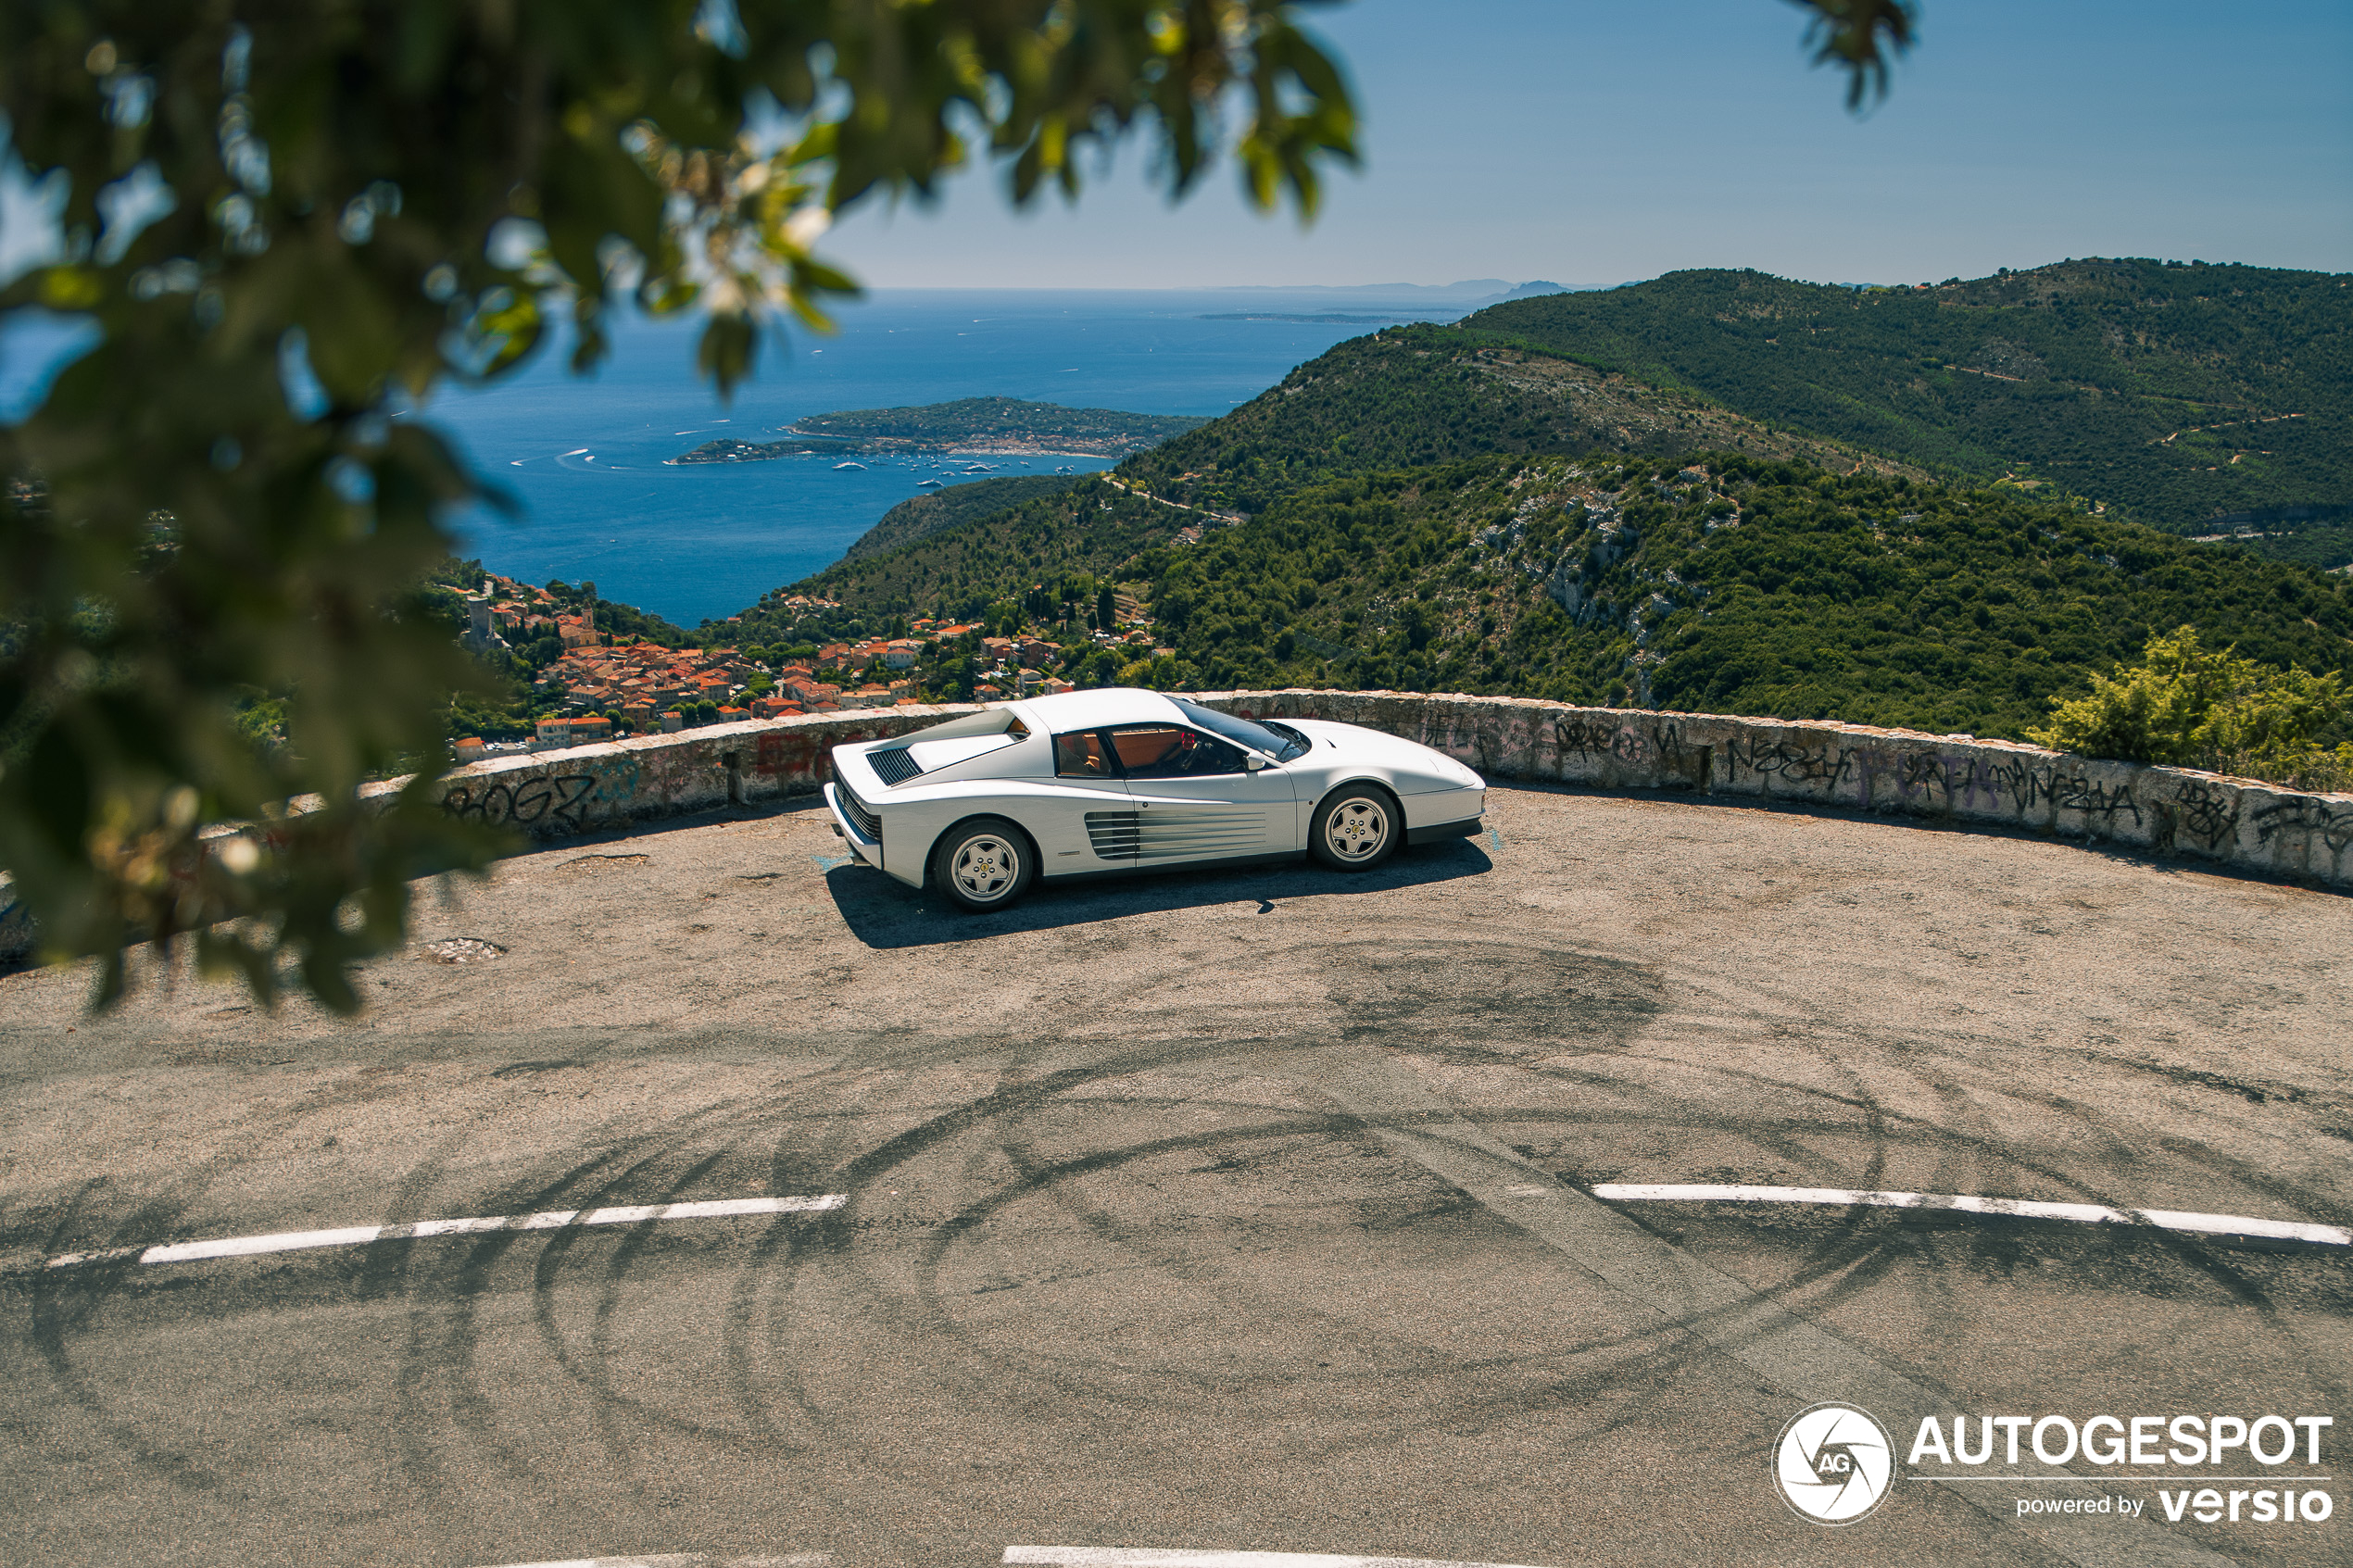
left=716, top=256, right=2353, bottom=746
left=1464, top=258, right=2352, bottom=544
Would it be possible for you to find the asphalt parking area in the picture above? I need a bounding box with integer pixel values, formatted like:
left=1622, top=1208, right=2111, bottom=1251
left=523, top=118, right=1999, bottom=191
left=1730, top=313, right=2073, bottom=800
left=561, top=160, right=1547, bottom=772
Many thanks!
left=2, top=785, right=2347, bottom=1567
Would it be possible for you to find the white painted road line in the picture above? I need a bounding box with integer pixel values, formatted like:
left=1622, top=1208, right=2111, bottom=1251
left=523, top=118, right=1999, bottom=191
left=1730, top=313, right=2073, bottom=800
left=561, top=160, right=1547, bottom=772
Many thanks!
left=46, top=1194, right=849, bottom=1271
left=1008, top=1552, right=1559, bottom=1568
left=475, top=1556, right=829, bottom=1568
left=1590, top=1184, right=2352, bottom=1246
left=474, top=1556, right=828, bottom=1568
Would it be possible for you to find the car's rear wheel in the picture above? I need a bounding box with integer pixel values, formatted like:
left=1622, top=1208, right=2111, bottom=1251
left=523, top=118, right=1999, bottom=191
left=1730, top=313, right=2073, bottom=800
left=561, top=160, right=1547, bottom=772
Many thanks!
left=933, top=817, right=1036, bottom=911
left=1309, top=784, right=1399, bottom=872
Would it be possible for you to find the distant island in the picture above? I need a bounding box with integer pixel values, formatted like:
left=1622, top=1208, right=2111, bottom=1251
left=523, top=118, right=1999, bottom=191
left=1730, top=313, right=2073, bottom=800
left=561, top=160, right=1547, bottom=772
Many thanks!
left=667, top=396, right=1208, bottom=465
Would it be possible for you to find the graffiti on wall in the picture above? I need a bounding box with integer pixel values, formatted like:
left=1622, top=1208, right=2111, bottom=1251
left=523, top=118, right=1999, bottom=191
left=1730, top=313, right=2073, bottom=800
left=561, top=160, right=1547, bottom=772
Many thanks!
left=1722, top=734, right=1853, bottom=793
left=2172, top=781, right=2241, bottom=850
left=1554, top=717, right=1700, bottom=770
left=1711, top=736, right=2145, bottom=828
left=2249, top=797, right=2353, bottom=866
left=2045, top=769, right=2142, bottom=827
left=442, top=774, right=597, bottom=834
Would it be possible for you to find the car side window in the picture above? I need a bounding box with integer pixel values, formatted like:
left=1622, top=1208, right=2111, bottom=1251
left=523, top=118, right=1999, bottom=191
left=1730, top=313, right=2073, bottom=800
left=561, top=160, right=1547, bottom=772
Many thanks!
left=1054, top=730, right=1112, bottom=778
left=1109, top=724, right=1247, bottom=779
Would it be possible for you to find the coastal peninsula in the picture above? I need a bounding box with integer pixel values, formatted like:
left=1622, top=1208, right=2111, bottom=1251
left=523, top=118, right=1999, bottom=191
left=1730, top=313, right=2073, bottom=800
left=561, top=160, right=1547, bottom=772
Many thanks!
left=667, top=396, right=1206, bottom=465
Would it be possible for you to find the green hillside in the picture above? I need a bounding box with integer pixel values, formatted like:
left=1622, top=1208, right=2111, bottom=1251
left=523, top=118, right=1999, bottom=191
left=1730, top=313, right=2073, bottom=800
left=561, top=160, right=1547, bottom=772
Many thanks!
left=800, top=475, right=1183, bottom=615
left=792, top=452, right=2353, bottom=742
left=1114, top=327, right=1917, bottom=515
left=769, top=257, right=2353, bottom=743
left=1467, top=261, right=2353, bottom=548
left=839, top=474, right=1082, bottom=564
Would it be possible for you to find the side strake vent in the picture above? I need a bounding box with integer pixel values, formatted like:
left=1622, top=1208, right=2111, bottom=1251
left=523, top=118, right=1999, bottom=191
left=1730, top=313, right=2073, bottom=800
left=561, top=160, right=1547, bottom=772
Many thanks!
left=1085, top=808, right=1266, bottom=861
left=869, top=748, right=922, bottom=786
left=1085, top=811, right=1142, bottom=859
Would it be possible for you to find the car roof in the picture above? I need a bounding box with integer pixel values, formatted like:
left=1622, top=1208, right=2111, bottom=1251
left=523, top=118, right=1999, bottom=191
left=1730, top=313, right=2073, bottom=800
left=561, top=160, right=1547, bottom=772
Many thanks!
left=1009, top=686, right=1187, bottom=733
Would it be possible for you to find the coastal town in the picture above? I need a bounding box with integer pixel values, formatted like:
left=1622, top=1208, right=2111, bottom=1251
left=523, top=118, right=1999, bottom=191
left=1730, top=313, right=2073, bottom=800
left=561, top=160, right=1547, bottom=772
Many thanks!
left=447, top=571, right=1172, bottom=763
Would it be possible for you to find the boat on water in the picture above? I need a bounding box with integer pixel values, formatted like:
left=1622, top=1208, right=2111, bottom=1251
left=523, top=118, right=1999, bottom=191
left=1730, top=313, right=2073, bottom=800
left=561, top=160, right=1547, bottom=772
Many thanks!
left=917, top=479, right=943, bottom=488
left=834, top=461, right=867, bottom=470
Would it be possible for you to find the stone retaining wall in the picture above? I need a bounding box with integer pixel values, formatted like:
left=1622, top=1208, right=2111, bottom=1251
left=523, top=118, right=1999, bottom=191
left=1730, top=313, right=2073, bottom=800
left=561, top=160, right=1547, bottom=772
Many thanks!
left=361, top=707, right=969, bottom=840
left=374, top=690, right=2350, bottom=888
left=1214, top=690, right=2353, bottom=887
left=7, top=691, right=2344, bottom=961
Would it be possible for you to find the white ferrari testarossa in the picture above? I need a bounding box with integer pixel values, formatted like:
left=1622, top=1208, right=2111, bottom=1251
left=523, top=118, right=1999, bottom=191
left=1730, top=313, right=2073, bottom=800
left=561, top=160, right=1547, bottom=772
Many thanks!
left=824, top=688, right=1486, bottom=911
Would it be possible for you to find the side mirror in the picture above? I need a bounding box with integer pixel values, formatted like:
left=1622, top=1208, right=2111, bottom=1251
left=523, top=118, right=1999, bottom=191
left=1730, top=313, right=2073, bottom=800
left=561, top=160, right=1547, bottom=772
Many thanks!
left=1246, top=754, right=1268, bottom=771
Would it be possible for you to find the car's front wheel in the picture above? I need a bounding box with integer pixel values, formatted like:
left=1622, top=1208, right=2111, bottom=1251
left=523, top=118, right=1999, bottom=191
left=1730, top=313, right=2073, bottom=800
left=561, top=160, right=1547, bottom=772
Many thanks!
left=1309, top=784, right=1400, bottom=872
left=933, top=817, right=1037, bottom=911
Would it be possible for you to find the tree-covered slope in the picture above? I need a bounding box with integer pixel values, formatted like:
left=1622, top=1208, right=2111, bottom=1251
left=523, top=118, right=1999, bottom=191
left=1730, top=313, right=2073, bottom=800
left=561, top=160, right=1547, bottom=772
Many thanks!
left=799, top=475, right=1192, bottom=616
left=769, top=259, right=2353, bottom=738
left=794, top=452, right=2353, bottom=742
left=1112, top=327, right=1920, bottom=515
left=1468, top=261, right=2353, bottom=539
left=1169, top=453, right=2353, bottom=737
left=839, top=473, right=1082, bottom=563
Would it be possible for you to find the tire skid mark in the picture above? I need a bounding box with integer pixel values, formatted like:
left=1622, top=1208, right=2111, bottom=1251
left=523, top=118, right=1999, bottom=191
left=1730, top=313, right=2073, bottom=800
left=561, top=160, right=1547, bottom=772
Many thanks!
left=25, top=1110, right=470, bottom=1495
left=401, top=1141, right=698, bottom=1492
left=13, top=903, right=2346, bottom=1557
left=515, top=1139, right=817, bottom=1455
left=905, top=1107, right=1688, bottom=1460
left=24, top=1178, right=225, bottom=1494
left=837, top=1024, right=1663, bottom=1457
left=1292, top=932, right=2335, bottom=1412
left=579, top=1150, right=742, bottom=1470
left=873, top=1033, right=1708, bottom=1456
left=401, top=1094, right=817, bottom=1498
left=1468, top=956, right=2351, bottom=1241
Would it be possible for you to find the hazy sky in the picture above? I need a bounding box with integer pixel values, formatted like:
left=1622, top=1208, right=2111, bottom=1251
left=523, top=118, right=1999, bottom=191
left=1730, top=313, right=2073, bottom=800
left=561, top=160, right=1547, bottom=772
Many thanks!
left=831, top=0, right=2353, bottom=289
left=0, top=1, right=2343, bottom=295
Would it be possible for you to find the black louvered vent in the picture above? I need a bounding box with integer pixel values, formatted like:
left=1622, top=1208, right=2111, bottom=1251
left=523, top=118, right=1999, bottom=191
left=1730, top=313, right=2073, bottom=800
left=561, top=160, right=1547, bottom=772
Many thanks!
left=837, top=784, right=884, bottom=842
left=869, top=748, right=923, bottom=786
left=1084, top=811, right=1142, bottom=859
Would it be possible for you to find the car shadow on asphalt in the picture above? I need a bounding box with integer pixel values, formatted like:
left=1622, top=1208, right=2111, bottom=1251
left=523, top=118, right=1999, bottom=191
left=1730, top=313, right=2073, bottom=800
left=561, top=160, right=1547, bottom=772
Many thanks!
left=823, top=837, right=1496, bottom=948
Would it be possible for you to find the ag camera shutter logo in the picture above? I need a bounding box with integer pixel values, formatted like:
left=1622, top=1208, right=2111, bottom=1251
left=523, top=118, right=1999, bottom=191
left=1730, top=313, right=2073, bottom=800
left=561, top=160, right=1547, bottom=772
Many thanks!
left=1775, top=1402, right=1895, bottom=1524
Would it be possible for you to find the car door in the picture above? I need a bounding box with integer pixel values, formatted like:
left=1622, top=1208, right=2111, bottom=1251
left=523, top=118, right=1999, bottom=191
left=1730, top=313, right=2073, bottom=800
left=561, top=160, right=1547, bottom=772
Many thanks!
left=1032, top=726, right=1151, bottom=873
left=1101, top=722, right=1301, bottom=863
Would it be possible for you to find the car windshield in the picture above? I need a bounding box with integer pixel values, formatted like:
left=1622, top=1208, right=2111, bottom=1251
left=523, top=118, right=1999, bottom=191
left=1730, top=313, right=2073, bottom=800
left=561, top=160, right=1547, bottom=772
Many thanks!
left=1173, top=698, right=1310, bottom=761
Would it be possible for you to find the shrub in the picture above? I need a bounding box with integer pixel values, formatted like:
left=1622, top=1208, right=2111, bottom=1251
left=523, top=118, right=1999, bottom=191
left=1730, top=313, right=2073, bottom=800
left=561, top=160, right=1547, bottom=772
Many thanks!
left=2030, top=626, right=2353, bottom=790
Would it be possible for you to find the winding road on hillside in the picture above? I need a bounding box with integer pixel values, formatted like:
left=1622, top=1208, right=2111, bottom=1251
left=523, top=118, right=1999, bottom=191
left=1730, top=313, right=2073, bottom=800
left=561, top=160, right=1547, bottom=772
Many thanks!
left=2, top=788, right=2346, bottom=1567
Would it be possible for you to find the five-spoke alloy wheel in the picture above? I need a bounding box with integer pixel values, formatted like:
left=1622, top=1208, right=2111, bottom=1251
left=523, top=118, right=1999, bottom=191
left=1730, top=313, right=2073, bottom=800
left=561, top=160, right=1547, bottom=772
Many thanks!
left=1310, top=785, right=1399, bottom=872
left=934, top=817, right=1037, bottom=911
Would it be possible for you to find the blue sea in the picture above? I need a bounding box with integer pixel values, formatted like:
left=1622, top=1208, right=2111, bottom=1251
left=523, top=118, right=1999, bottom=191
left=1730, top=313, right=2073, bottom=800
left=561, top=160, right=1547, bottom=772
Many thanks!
left=2, top=289, right=1464, bottom=627
left=425, top=289, right=1465, bottom=625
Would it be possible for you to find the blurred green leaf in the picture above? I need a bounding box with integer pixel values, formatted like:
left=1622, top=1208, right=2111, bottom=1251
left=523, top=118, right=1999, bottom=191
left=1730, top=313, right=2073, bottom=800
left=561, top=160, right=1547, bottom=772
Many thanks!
left=1789, top=0, right=1919, bottom=111
left=0, top=2, right=1931, bottom=1016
